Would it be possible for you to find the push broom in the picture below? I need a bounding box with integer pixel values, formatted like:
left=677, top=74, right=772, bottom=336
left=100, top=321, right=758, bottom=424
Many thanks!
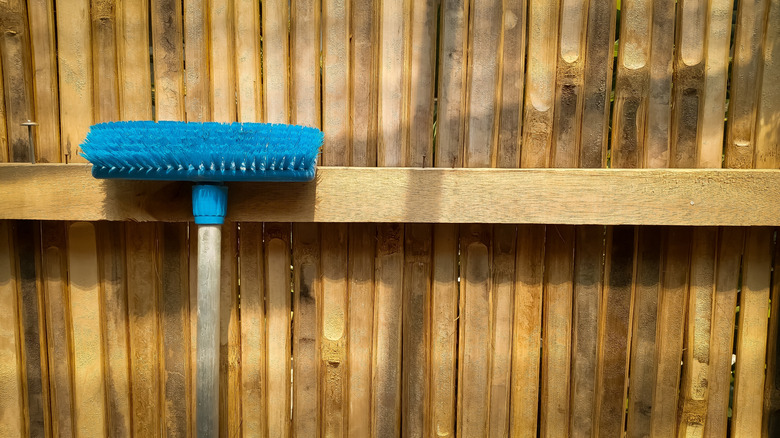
left=80, top=120, right=324, bottom=436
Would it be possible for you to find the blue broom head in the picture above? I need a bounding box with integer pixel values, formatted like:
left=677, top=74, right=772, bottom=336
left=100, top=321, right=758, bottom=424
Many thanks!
left=80, top=121, right=324, bottom=182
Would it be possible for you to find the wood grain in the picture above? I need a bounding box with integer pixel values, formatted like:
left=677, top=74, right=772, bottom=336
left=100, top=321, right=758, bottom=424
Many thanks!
left=183, top=0, right=210, bottom=122
left=3, top=165, right=780, bottom=226
left=643, top=0, right=676, bottom=168
left=407, top=0, right=437, bottom=167
left=377, top=0, right=410, bottom=166
left=0, top=221, right=25, bottom=436
left=209, top=0, right=235, bottom=123
left=755, top=0, right=780, bottom=170
left=322, top=0, right=350, bottom=166
left=496, top=0, right=526, bottom=168
left=92, top=0, right=120, bottom=124
left=291, top=0, right=320, bottom=128
left=436, top=0, right=468, bottom=168
left=763, top=226, right=780, bottom=437
left=350, top=0, right=377, bottom=166
left=117, top=0, right=152, bottom=120
left=0, top=54, right=7, bottom=162
left=151, top=0, right=185, bottom=121
left=262, top=0, right=290, bottom=123
left=235, top=0, right=262, bottom=122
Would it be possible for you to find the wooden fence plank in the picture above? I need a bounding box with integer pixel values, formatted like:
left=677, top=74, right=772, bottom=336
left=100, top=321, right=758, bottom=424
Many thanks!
left=644, top=0, right=676, bottom=168
left=239, top=222, right=266, bottom=437
left=323, top=0, right=350, bottom=166
left=704, top=228, right=744, bottom=437
left=219, top=224, right=240, bottom=437
left=570, top=226, right=605, bottom=438
left=611, top=0, right=652, bottom=168
left=262, top=0, right=290, bottom=124
left=209, top=0, right=235, bottom=123
left=372, top=223, right=404, bottom=437
left=95, top=222, right=132, bottom=437
left=292, top=222, right=320, bottom=437
left=496, top=0, right=526, bottom=168
left=488, top=224, right=516, bottom=438
left=650, top=227, right=692, bottom=437
left=27, top=0, right=60, bottom=162
left=731, top=227, right=772, bottom=437
left=56, top=0, right=93, bottom=162
left=540, top=225, right=574, bottom=438
left=509, top=225, right=545, bottom=436
left=125, top=222, right=159, bottom=437
left=0, top=222, right=25, bottom=436
left=151, top=0, right=185, bottom=121
left=436, top=0, right=468, bottom=167
left=755, top=0, right=780, bottom=170
left=183, top=0, right=210, bottom=122
left=521, top=0, right=560, bottom=167
left=117, top=0, right=152, bottom=120
left=351, top=0, right=377, bottom=167
left=551, top=0, right=588, bottom=168
left=347, top=223, right=376, bottom=437
left=678, top=227, right=718, bottom=436
left=0, top=54, right=7, bottom=162
left=265, top=223, right=291, bottom=438
left=235, top=0, right=262, bottom=122
left=764, top=227, right=780, bottom=437
left=321, top=223, right=349, bottom=437
left=158, top=223, right=190, bottom=437
left=579, top=0, right=617, bottom=168
left=725, top=0, right=770, bottom=168
left=91, top=0, right=120, bottom=124
left=401, top=224, right=432, bottom=437
left=41, top=222, right=74, bottom=438
left=625, top=227, right=663, bottom=437
left=457, top=224, right=492, bottom=437
left=291, top=0, right=320, bottom=128
left=407, top=0, right=437, bottom=167
left=67, top=222, right=107, bottom=436
left=377, top=0, right=410, bottom=166
left=0, top=0, right=35, bottom=163
left=595, top=226, right=636, bottom=437
left=699, top=0, right=735, bottom=168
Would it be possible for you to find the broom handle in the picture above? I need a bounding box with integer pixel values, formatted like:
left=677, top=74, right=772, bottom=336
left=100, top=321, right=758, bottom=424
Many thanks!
left=196, top=224, right=221, bottom=437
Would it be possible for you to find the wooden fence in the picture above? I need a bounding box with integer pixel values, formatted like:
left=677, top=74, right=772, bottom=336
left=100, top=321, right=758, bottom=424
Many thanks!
left=0, top=0, right=778, bottom=437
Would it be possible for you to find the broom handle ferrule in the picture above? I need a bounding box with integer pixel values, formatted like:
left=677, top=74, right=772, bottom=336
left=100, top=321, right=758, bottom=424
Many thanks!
left=196, top=224, right=221, bottom=437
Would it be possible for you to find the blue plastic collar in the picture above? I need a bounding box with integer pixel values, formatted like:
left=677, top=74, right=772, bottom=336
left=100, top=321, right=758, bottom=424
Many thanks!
left=192, top=184, right=228, bottom=225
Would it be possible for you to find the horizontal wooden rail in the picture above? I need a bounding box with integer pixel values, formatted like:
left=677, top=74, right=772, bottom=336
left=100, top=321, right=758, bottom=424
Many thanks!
left=0, top=164, right=778, bottom=225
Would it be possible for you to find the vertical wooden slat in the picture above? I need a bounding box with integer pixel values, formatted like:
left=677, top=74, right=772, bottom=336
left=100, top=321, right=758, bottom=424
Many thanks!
left=0, top=0, right=35, bottom=163
left=436, top=0, right=468, bottom=168
left=540, top=225, right=574, bottom=437
left=41, top=222, right=74, bottom=438
left=509, top=224, right=545, bottom=436
left=402, top=223, right=432, bottom=437
left=320, top=223, right=349, bottom=437
left=649, top=227, right=692, bottom=437
left=521, top=0, right=560, bottom=167
left=725, top=0, right=771, bottom=169
left=643, top=0, right=676, bottom=168
left=151, top=0, right=185, bottom=121
left=372, top=223, right=404, bottom=437
left=125, top=222, right=159, bottom=437
left=407, top=0, right=437, bottom=167
left=625, top=227, right=663, bottom=437
left=347, top=223, right=376, bottom=437
left=263, top=1, right=290, bottom=124
left=350, top=0, right=377, bottom=166
left=183, top=0, right=210, bottom=122
left=323, top=0, right=350, bottom=165
left=219, top=224, right=240, bottom=437
left=755, top=0, right=780, bottom=170
left=27, top=0, right=60, bottom=162
left=292, top=223, right=320, bottom=438
left=428, top=223, right=459, bottom=438
left=265, top=223, right=291, bottom=438
left=457, top=224, right=492, bottom=437
left=704, top=228, right=744, bottom=437
left=209, top=0, right=235, bottom=123
left=579, top=0, right=617, bottom=168
left=0, top=54, right=7, bottom=162
left=488, top=224, right=516, bottom=438
left=67, top=222, right=107, bottom=436
left=117, top=0, right=152, bottom=120
left=291, top=0, right=320, bottom=128
left=764, top=226, right=780, bottom=437
left=678, top=227, right=718, bottom=436
left=496, top=0, right=526, bottom=168
left=15, top=221, right=49, bottom=437
left=594, top=226, right=636, bottom=437
left=377, top=0, right=410, bottom=166
left=239, top=223, right=266, bottom=437
left=91, top=0, right=120, bottom=124
left=731, top=227, right=772, bottom=437
left=610, top=0, right=652, bottom=168
left=158, top=223, right=190, bottom=437
left=570, top=225, right=605, bottom=438
left=698, top=0, right=735, bottom=168
left=235, top=0, right=262, bottom=122
left=0, top=222, right=25, bottom=436
left=550, top=0, right=588, bottom=168
left=95, top=222, right=132, bottom=437
left=56, top=0, right=93, bottom=162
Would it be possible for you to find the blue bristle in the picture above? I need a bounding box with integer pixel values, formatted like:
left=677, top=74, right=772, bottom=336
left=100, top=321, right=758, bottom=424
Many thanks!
left=80, top=121, right=324, bottom=182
